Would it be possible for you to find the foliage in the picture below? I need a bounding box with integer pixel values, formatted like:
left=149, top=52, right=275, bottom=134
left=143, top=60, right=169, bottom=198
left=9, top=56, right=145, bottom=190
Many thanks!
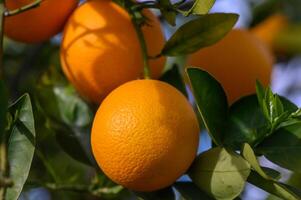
left=0, top=0, right=301, bottom=200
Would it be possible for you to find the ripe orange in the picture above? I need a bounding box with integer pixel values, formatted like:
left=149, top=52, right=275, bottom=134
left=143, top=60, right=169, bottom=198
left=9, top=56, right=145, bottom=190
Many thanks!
left=251, top=14, right=288, bottom=51
left=60, top=0, right=166, bottom=103
left=187, top=29, right=273, bottom=104
left=91, top=80, right=200, bottom=191
left=5, top=0, right=78, bottom=43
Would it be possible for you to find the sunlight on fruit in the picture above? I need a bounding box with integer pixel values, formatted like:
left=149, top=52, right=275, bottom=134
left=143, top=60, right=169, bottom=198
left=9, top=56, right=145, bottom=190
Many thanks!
left=60, top=0, right=165, bottom=103
left=91, top=80, right=200, bottom=191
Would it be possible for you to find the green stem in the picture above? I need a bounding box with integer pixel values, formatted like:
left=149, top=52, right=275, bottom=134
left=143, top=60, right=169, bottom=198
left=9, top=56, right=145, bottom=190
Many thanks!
left=27, top=180, right=123, bottom=198
left=28, top=181, right=91, bottom=194
left=129, top=11, right=151, bottom=79
left=4, top=0, right=42, bottom=17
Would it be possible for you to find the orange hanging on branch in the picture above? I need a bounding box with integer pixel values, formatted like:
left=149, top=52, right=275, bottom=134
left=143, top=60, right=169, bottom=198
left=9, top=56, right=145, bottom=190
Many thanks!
left=60, top=0, right=165, bottom=103
left=5, top=0, right=79, bottom=43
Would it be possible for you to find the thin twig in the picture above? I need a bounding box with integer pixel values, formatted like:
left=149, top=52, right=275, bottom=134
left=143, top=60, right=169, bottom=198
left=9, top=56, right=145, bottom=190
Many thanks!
left=27, top=180, right=123, bottom=198
left=4, top=0, right=42, bottom=17
left=0, top=177, right=13, bottom=188
left=129, top=10, right=152, bottom=79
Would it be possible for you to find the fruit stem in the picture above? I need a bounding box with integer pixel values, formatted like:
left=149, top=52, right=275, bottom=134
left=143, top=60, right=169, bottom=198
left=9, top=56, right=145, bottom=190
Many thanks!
left=130, top=11, right=151, bottom=79
left=4, top=0, right=42, bottom=17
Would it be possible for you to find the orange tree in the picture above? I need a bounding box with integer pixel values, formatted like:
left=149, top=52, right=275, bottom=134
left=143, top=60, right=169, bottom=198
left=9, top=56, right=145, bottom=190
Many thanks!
left=0, top=0, right=301, bottom=200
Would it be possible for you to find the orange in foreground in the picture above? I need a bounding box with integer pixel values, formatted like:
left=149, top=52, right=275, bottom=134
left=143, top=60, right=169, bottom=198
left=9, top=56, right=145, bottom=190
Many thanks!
left=60, top=0, right=165, bottom=103
left=91, top=80, right=200, bottom=191
left=187, top=29, right=273, bottom=104
left=5, top=0, right=78, bottom=43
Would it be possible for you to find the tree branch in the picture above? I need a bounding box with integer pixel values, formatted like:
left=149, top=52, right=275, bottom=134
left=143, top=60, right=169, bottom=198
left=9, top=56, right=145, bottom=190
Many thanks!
left=4, top=0, right=42, bottom=17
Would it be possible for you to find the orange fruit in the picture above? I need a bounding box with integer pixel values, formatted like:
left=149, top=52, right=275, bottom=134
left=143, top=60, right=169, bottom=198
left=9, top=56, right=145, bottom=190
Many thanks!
left=187, top=29, right=273, bottom=104
left=91, top=80, right=200, bottom=191
left=251, top=14, right=288, bottom=51
left=5, top=0, right=78, bottom=43
left=60, top=0, right=165, bottom=103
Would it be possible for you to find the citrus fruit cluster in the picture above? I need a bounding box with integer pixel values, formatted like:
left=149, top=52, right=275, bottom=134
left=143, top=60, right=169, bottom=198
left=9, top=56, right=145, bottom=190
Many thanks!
left=4, top=0, right=275, bottom=193
left=5, top=0, right=199, bottom=191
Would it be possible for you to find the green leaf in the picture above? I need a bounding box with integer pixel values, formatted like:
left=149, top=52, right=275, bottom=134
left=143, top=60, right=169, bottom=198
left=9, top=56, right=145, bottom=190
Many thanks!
left=0, top=79, right=7, bottom=135
left=5, top=94, right=36, bottom=200
left=54, top=123, right=93, bottom=166
left=189, top=147, right=250, bottom=200
left=162, top=13, right=239, bottom=56
left=160, top=64, right=188, bottom=97
left=174, top=182, right=214, bottom=200
left=186, top=67, right=228, bottom=145
left=256, top=80, right=265, bottom=109
left=37, top=85, right=93, bottom=127
left=182, top=0, right=216, bottom=16
left=224, top=95, right=268, bottom=149
left=248, top=171, right=301, bottom=200
left=224, top=94, right=298, bottom=149
left=135, top=187, right=175, bottom=200
left=250, top=0, right=282, bottom=27
left=35, top=68, right=94, bottom=166
left=256, top=122, right=301, bottom=173
left=257, top=84, right=298, bottom=132
left=242, top=143, right=271, bottom=180
left=158, top=0, right=177, bottom=26
left=261, top=167, right=281, bottom=180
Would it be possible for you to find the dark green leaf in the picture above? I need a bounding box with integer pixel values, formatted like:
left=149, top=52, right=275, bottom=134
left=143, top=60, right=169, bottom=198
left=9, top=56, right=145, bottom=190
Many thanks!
left=162, top=10, right=177, bottom=26
left=36, top=85, right=93, bottom=127
left=6, top=94, right=36, bottom=200
left=262, top=167, right=281, bottom=180
left=286, top=173, right=301, bottom=193
left=0, top=79, right=7, bottom=135
left=35, top=68, right=94, bottom=166
left=54, top=123, right=93, bottom=166
left=224, top=94, right=298, bottom=149
left=256, top=122, right=301, bottom=173
left=162, top=13, right=239, bottom=56
left=248, top=171, right=301, bottom=200
left=160, top=65, right=187, bottom=97
left=250, top=0, right=282, bottom=27
left=182, top=0, right=216, bottom=16
left=256, top=80, right=265, bottom=110
left=135, top=187, right=175, bottom=200
left=224, top=95, right=267, bottom=149
left=174, top=182, right=214, bottom=200
left=158, top=0, right=177, bottom=26
left=186, top=68, right=228, bottom=145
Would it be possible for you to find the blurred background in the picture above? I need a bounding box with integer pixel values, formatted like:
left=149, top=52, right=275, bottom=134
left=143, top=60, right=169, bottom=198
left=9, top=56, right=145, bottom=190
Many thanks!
left=3, top=0, right=301, bottom=199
